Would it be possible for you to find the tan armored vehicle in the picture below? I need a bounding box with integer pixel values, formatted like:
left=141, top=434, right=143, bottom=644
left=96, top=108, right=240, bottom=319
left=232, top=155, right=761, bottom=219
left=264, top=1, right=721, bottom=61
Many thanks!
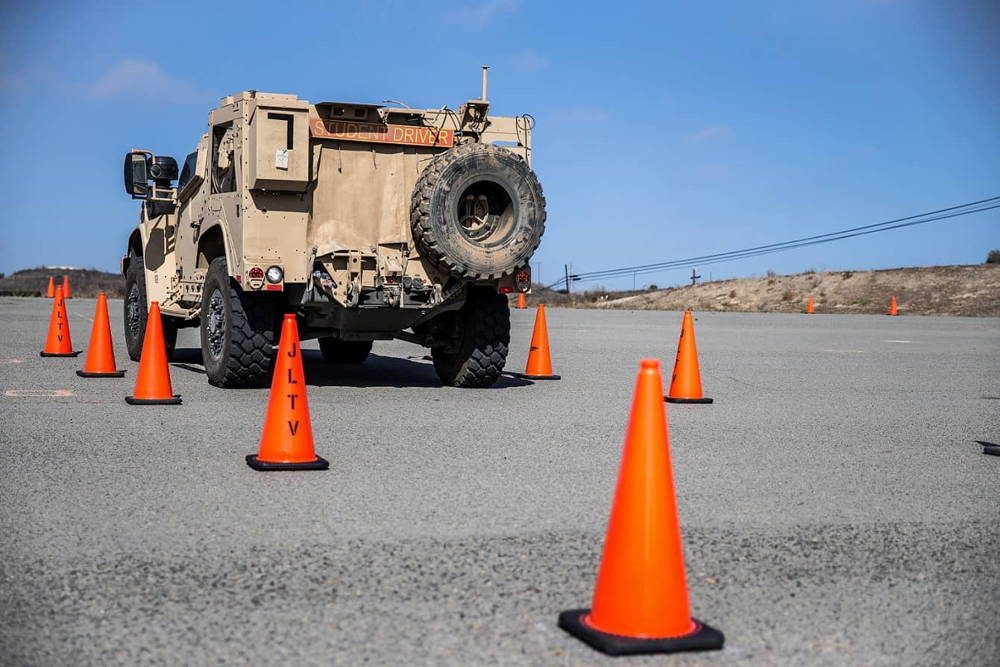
left=122, top=71, right=544, bottom=388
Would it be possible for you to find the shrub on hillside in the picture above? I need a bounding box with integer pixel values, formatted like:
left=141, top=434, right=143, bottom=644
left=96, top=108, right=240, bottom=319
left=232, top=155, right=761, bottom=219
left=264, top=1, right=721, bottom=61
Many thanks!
left=987, top=249, right=1000, bottom=264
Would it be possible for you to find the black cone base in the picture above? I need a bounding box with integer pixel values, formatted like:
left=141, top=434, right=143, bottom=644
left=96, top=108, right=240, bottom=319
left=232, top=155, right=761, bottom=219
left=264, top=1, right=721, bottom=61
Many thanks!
left=983, top=443, right=1000, bottom=457
left=512, top=372, right=561, bottom=380
left=125, top=395, right=182, bottom=405
left=40, top=351, right=81, bottom=357
left=77, top=370, right=126, bottom=378
left=558, top=609, right=724, bottom=656
left=665, top=396, right=714, bottom=404
left=246, top=454, right=329, bottom=471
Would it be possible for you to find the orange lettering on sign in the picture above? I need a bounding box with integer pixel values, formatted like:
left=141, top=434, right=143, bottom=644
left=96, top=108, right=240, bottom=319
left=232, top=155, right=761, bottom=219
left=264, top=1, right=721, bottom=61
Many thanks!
left=310, top=118, right=454, bottom=147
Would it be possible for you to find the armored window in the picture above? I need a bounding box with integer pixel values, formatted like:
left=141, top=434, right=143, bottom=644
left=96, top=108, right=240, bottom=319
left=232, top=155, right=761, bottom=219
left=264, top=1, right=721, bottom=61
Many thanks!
left=211, top=123, right=236, bottom=194
left=178, top=151, right=198, bottom=191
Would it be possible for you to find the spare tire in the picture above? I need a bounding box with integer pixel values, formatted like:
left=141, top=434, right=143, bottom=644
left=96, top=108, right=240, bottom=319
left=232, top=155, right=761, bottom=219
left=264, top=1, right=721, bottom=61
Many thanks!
left=411, top=143, right=546, bottom=280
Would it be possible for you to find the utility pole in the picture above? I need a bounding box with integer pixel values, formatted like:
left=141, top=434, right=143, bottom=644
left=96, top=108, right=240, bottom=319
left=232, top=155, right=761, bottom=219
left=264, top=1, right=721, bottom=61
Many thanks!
left=564, top=264, right=571, bottom=294
left=690, top=268, right=701, bottom=286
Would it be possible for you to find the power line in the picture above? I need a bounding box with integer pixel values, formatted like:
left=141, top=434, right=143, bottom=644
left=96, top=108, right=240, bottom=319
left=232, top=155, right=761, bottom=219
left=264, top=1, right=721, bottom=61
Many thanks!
left=588, top=201, right=1000, bottom=282
left=569, top=197, right=1000, bottom=282
left=546, top=197, right=1000, bottom=289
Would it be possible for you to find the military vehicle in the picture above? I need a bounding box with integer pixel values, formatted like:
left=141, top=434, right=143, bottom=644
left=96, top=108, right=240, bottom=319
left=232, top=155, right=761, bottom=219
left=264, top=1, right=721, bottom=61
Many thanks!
left=121, top=69, right=544, bottom=388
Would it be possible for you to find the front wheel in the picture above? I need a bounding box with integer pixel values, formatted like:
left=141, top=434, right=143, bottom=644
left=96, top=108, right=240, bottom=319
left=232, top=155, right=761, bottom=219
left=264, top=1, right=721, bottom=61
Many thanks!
left=430, top=287, right=510, bottom=388
left=200, top=257, right=279, bottom=388
left=124, top=257, right=177, bottom=361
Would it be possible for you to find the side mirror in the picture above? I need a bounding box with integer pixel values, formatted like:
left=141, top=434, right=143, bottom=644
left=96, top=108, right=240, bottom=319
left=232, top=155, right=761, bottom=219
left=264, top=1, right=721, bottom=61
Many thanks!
left=124, top=151, right=150, bottom=199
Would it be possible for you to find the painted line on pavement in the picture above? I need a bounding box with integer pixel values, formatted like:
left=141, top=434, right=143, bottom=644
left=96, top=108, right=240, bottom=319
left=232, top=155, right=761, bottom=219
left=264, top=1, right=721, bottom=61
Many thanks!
left=4, top=389, right=74, bottom=397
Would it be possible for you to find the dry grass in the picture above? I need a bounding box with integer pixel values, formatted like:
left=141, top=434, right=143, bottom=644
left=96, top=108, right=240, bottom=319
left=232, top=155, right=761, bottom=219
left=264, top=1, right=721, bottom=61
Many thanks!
left=523, top=265, right=1000, bottom=317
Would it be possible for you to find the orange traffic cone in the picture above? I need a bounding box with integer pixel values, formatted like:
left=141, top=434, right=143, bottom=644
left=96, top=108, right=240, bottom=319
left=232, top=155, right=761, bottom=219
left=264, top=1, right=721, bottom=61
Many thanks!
left=516, top=292, right=527, bottom=309
left=46, top=276, right=55, bottom=298
left=125, top=302, right=181, bottom=405
left=77, top=293, right=125, bottom=378
left=558, top=359, right=724, bottom=655
left=40, top=284, right=81, bottom=357
left=62, top=275, right=71, bottom=299
left=246, top=314, right=328, bottom=471
left=888, top=295, right=899, bottom=316
left=665, top=311, right=712, bottom=404
left=805, top=295, right=814, bottom=314
left=513, top=304, right=560, bottom=380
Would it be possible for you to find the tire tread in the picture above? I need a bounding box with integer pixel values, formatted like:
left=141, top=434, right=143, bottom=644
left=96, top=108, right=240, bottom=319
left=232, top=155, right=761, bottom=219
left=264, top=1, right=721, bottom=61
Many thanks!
left=432, top=288, right=510, bottom=388
left=411, top=143, right=546, bottom=280
left=204, top=257, right=276, bottom=388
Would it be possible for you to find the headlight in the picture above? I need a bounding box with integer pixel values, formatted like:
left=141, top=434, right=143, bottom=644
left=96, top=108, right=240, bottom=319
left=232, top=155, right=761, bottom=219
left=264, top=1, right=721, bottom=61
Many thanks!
left=265, top=266, right=284, bottom=284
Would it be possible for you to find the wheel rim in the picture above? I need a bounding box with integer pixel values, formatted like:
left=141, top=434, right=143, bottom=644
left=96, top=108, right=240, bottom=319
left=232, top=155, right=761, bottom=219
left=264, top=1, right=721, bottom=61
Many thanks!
left=126, top=284, right=143, bottom=341
left=205, top=287, right=226, bottom=360
left=455, top=176, right=519, bottom=247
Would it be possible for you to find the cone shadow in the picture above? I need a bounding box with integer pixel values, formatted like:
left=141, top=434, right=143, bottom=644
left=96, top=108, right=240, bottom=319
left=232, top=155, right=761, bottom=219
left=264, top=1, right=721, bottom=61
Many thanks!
left=977, top=441, right=1000, bottom=456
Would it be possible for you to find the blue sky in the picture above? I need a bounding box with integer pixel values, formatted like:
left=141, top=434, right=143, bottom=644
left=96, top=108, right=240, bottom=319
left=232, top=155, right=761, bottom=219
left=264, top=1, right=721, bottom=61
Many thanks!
left=1, top=0, right=997, bottom=289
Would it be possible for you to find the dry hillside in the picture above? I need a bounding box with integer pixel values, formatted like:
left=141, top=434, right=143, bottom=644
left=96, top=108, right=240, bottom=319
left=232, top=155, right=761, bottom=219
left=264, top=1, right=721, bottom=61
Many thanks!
left=585, top=264, right=1000, bottom=316
left=0, top=268, right=124, bottom=298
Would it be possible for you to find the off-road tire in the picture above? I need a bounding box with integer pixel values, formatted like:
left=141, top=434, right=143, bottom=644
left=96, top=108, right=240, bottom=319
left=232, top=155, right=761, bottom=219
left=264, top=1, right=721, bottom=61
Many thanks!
left=124, top=256, right=178, bottom=361
left=431, top=288, right=510, bottom=388
left=200, top=257, right=278, bottom=388
left=318, top=338, right=373, bottom=364
left=411, top=143, right=546, bottom=280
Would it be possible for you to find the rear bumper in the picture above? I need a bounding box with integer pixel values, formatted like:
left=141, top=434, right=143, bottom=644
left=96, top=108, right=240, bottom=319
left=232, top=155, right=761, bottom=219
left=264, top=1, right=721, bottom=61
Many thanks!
left=298, top=291, right=465, bottom=342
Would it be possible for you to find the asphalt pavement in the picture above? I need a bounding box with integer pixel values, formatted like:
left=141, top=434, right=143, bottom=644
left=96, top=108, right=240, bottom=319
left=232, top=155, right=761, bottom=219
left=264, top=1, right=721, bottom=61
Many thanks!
left=1, top=296, right=998, bottom=665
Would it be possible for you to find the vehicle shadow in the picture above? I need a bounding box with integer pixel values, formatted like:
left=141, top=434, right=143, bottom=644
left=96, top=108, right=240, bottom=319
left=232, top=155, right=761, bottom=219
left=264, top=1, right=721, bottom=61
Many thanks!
left=169, top=348, right=534, bottom=389
left=302, top=351, right=534, bottom=389
left=171, top=348, right=206, bottom=374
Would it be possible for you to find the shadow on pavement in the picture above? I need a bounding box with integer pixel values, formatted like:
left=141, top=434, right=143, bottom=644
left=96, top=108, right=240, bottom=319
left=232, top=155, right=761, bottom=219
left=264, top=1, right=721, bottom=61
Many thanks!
left=302, top=351, right=533, bottom=389
left=171, top=348, right=204, bottom=364
left=170, top=348, right=207, bottom=375
left=977, top=441, right=1000, bottom=457
left=169, top=348, right=534, bottom=389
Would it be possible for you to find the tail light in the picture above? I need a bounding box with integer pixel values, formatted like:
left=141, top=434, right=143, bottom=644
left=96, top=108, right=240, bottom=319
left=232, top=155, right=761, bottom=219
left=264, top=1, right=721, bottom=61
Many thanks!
left=515, top=269, right=531, bottom=292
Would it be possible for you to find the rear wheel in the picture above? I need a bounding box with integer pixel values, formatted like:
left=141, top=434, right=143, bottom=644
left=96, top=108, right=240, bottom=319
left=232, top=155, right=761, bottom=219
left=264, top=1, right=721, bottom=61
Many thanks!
left=200, top=257, right=279, bottom=388
left=430, top=287, right=510, bottom=388
left=124, top=256, right=177, bottom=361
left=318, top=338, right=373, bottom=364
